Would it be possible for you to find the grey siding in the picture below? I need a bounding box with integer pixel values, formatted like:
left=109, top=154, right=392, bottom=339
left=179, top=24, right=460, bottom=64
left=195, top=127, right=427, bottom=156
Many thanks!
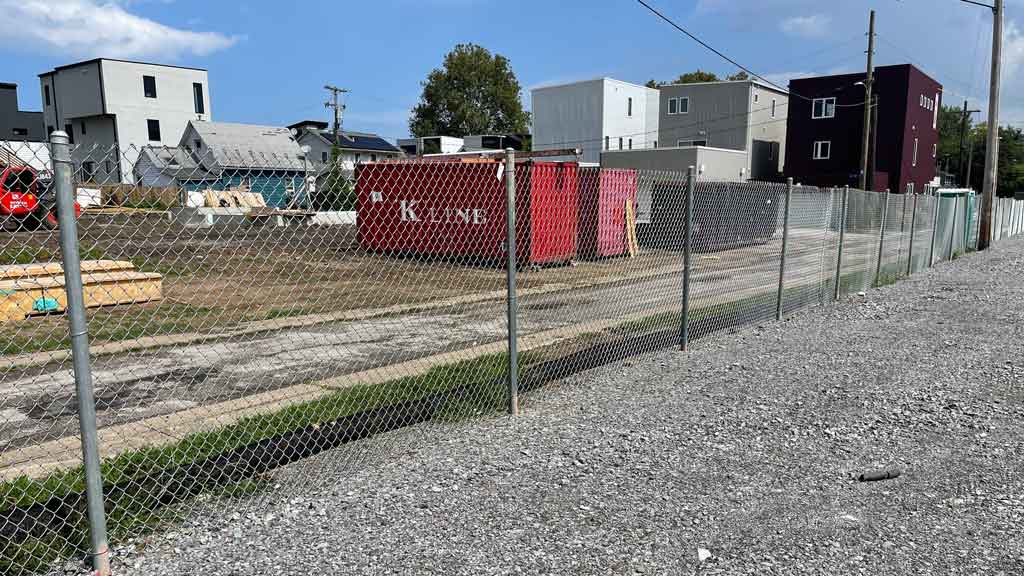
left=0, top=85, right=44, bottom=141
left=659, top=82, right=750, bottom=152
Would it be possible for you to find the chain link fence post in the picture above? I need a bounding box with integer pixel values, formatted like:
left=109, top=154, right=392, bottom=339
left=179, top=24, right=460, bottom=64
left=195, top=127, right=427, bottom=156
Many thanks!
left=906, top=193, right=918, bottom=276
left=897, top=191, right=908, bottom=278
left=775, top=178, right=793, bottom=320
left=833, top=186, right=849, bottom=301
left=51, top=131, right=112, bottom=576
left=503, top=148, right=519, bottom=416
left=680, top=166, right=694, bottom=351
left=874, top=188, right=889, bottom=285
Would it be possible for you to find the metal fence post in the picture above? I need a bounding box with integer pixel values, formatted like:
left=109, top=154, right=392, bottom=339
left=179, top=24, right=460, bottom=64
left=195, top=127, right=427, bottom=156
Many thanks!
left=503, top=148, right=519, bottom=416
left=833, top=186, right=849, bottom=301
left=948, top=194, right=960, bottom=260
left=775, top=178, right=793, bottom=320
left=51, top=131, right=112, bottom=576
left=874, top=188, right=889, bottom=285
left=906, top=193, right=918, bottom=276
left=929, top=192, right=940, bottom=266
left=680, top=166, right=695, bottom=350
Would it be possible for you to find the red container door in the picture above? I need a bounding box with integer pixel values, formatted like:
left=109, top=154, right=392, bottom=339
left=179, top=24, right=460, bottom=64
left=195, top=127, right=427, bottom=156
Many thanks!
left=525, top=162, right=578, bottom=264
left=596, top=169, right=638, bottom=258
left=357, top=162, right=507, bottom=260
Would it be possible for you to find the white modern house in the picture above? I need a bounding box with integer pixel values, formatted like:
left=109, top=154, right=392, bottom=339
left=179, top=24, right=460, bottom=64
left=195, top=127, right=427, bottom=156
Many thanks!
left=39, top=58, right=211, bottom=183
left=531, top=78, right=659, bottom=164
left=397, top=136, right=466, bottom=156
left=290, top=120, right=403, bottom=169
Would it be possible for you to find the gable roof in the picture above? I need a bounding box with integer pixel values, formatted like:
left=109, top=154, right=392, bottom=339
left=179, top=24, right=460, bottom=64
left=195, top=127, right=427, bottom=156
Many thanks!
left=136, top=146, right=218, bottom=181
left=309, top=130, right=402, bottom=154
left=186, top=121, right=306, bottom=171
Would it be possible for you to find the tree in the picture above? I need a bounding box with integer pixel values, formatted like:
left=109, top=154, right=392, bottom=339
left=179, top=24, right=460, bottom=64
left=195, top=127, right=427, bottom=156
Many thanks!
left=963, top=124, right=1024, bottom=196
left=936, top=104, right=970, bottom=182
left=645, top=70, right=721, bottom=87
left=409, top=43, right=530, bottom=137
left=310, top=145, right=355, bottom=211
left=727, top=71, right=750, bottom=81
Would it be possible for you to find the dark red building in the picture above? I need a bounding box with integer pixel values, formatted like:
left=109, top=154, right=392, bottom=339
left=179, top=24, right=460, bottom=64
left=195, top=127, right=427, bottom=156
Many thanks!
left=784, top=64, right=942, bottom=194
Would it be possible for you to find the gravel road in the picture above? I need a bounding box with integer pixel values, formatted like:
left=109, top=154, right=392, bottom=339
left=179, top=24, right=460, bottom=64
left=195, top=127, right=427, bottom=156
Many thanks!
left=75, top=236, right=1024, bottom=575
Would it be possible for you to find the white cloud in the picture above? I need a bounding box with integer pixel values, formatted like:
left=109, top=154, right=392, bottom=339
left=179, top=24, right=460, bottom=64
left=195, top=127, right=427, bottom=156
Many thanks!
left=780, top=14, right=831, bottom=38
left=0, top=0, right=239, bottom=60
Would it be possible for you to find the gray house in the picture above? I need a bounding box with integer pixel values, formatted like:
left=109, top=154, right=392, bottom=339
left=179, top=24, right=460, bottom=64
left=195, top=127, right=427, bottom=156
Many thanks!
left=658, top=79, right=788, bottom=180
left=290, top=121, right=403, bottom=170
left=0, top=83, right=44, bottom=141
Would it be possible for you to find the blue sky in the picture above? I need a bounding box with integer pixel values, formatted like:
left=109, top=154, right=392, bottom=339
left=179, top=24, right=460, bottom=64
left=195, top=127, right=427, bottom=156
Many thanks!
left=3, top=0, right=1024, bottom=139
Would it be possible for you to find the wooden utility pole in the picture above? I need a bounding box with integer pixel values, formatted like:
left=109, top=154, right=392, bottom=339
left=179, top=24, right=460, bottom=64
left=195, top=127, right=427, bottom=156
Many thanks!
left=977, top=0, right=1002, bottom=249
left=324, top=85, right=350, bottom=145
left=859, top=10, right=876, bottom=191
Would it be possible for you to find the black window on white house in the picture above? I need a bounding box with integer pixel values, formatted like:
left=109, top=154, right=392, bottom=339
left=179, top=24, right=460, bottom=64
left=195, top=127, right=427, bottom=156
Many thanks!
left=627, top=97, right=633, bottom=117
left=605, top=136, right=610, bottom=150
left=147, top=119, right=161, bottom=142
left=80, top=121, right=86, bottom=136
left=193, top=83, right=205, bottom=115
left=143, top=75, right=157, bottom=98
left=812, top=97, right=835, bottom=119
left=64, top=124, right=73, bottom=144
left=321, top=151, right=329, bottom=163
left=82, top=161, right=95, bottom=182
left=618, top=137, right=623, bottom=150
left=813, top=140, right=831, bottom=159
left=771, top=99, right=777, bottom=118
left=44, top=85, right=51, bottom=106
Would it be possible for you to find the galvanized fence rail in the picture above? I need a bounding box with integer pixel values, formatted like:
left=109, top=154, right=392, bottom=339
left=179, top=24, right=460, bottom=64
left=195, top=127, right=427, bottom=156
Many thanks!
left=0, top=134, right=1019, bottom=574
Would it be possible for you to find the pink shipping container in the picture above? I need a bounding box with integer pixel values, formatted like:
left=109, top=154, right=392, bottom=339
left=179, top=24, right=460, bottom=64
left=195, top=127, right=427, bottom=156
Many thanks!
left=356, top=160, right=578, bottom=265
left=576, top=167, right=638, bottom=259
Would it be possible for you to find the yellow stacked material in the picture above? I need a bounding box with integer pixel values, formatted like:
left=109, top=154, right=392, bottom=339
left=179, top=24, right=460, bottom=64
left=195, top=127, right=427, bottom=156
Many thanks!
left=0, top=260, right=162, bottom=322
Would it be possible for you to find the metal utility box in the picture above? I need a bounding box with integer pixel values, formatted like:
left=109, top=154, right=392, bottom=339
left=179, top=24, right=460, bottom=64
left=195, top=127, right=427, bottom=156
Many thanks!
left=356, top=160, right=578, bottom=265
left=577, top=167, right=638, bottom=259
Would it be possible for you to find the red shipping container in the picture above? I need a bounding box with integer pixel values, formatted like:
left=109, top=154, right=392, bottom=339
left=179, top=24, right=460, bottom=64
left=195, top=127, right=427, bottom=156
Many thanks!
left=356, top=160, right=578, bottom=265
left=576, top=167, right=638, bottom=259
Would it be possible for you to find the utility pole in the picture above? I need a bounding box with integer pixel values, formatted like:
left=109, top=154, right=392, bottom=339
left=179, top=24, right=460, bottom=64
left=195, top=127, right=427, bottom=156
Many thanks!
left=324, top=85, right=350, bottom=146
left=962, top=0, right=1002, bottom=249
left=859, top=9, right=876, bottom=191
left=958, top=102, right=982, bottom=188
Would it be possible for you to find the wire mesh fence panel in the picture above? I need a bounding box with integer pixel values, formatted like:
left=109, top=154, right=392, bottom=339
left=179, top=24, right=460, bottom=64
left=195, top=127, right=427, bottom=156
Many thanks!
left=2, top=143, right=542, bottom=574
left=837, top=188, right=883, bottom=296
left=909, top=195, right=934, bottom=275
left=686, top=179, right=785, bottom=340
left=513, top=166, right=688, bottom=401
left=0, top=140, right=97, bottom=574
left=877, top=192, right=906, bottom=285
left=779, top=185, right=833, bottom=315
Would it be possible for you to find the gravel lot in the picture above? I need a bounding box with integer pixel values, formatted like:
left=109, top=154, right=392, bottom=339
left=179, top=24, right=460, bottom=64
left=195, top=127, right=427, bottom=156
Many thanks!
left=87, top=237, right=1024, bottom=575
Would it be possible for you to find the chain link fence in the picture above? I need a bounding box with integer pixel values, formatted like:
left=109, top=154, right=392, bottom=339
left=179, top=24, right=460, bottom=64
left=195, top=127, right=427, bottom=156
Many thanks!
left=0, top=134, right=1020, bottom=574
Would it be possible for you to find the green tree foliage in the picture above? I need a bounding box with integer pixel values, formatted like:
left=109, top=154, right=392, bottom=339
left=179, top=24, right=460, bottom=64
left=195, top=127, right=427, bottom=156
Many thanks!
left=964, top=124, right=1024, bottom=197
left=936, top=104, right=970, bottom=182
left=726, top=71, right=750, bottom=81
left=646, top=70, right=722, bottom=88
left=409, top=43, right=530, bottom=137
left=310, top=146, right=355, bottom=211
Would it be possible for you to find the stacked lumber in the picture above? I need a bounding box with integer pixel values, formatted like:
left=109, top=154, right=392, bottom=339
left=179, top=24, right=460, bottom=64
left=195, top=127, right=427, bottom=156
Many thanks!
left=202, top=190, right=267, bottom=208
left=0, top=260, right=162, bottom=322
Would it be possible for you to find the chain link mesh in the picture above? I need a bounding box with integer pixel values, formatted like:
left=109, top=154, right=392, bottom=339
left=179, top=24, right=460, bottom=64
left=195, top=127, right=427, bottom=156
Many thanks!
left=0, top=138, right=1019, bottom=574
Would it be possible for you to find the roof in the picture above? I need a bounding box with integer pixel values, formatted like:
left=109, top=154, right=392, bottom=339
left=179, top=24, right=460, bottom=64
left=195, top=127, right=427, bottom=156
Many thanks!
left=0, top=142, right=50, bottom=172
left=531, top=77, right=656, bottom=93
left=136, top=146, right=218, bottom=181
left=288, top=120, right=330, bottom=131
left=309, top=130, right=402, bottom=153
left=659, top=78, right=789, bottom=95
left=186, top=121, right=306, bottom=171
left=0, top=82, right=17, bottom=90
left=788, top=64, right=941, bottom=89
left=39, top=58, right=207, bottom=77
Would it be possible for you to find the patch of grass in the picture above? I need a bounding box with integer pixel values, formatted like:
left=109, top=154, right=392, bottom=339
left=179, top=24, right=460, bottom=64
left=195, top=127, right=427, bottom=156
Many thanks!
left=0, top=245, right=109, bottom=267
left=0, top=303, right=224, bottom=356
